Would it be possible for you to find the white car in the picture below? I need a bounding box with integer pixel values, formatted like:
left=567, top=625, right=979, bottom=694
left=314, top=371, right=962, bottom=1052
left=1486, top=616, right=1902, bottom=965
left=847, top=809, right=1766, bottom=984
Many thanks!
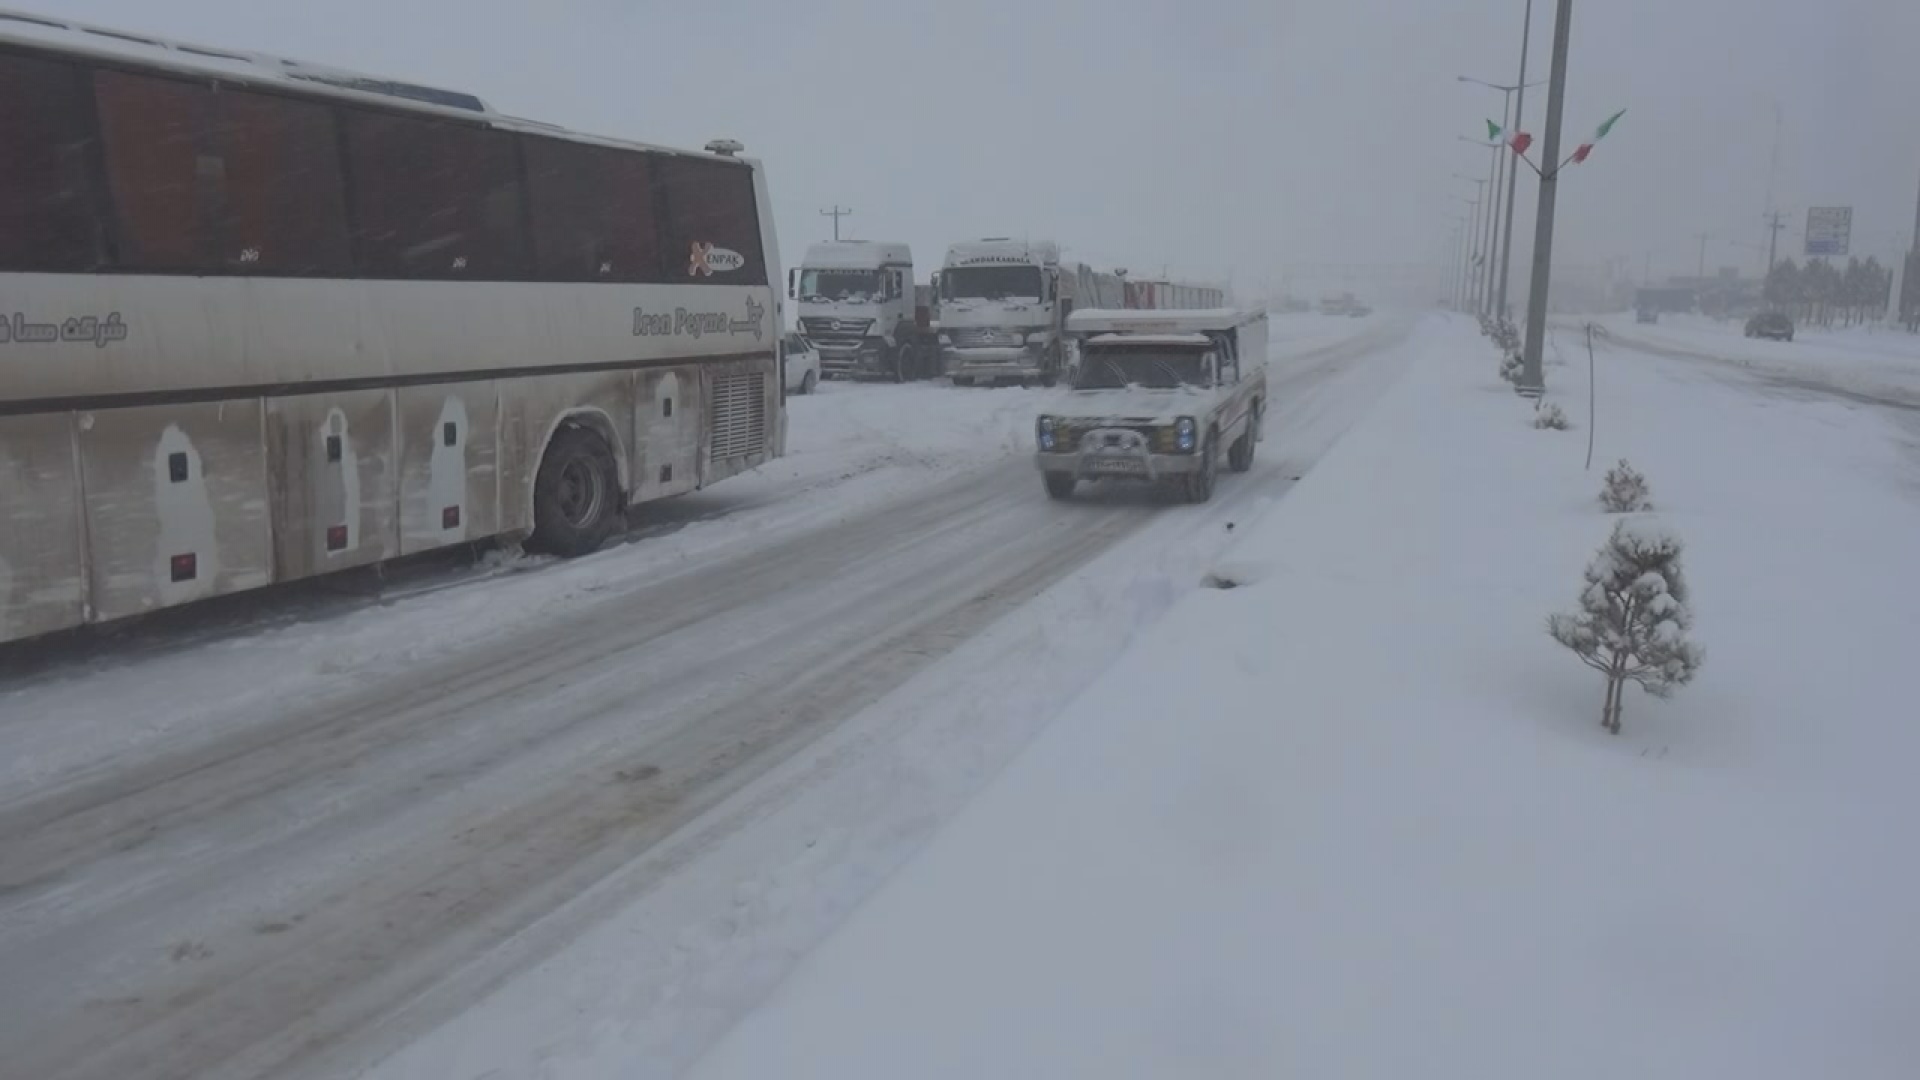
left=784, top=331, right=821, bottom=395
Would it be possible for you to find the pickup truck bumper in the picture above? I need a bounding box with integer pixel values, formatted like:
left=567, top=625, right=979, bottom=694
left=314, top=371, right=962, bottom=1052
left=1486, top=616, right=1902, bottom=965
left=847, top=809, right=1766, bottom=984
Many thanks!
left=1034, top=448, right=1201, bottom=480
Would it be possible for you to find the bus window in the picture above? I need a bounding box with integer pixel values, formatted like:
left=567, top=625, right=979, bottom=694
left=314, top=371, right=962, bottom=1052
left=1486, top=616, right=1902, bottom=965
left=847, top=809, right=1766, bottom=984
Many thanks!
left=344, top=110, right=529, bottom=280
left=95, top=70, right=205, bottom=270
left=525, top=135, right=663, bottom=283
left=216, top=88, right=351, bottom=274
left=0, top=52, right=102, bottom=271
left=654, top=155, right=764, bottom=284
left=94, top=70, right=351, bottom=274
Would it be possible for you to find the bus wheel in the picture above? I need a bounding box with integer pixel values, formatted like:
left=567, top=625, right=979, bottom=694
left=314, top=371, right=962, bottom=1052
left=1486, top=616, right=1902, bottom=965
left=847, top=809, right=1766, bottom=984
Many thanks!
left=530, top=426, right=621, bottom=557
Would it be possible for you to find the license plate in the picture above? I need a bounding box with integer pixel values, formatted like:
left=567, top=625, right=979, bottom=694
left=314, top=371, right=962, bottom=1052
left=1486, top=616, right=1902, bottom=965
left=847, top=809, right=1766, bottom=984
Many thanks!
left=1088, top=457, right=1144, bottom=475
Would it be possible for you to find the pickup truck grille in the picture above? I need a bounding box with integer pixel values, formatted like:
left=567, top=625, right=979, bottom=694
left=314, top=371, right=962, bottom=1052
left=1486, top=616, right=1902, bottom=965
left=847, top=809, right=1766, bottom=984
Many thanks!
left=1058, top=422, right=1180, bottom=454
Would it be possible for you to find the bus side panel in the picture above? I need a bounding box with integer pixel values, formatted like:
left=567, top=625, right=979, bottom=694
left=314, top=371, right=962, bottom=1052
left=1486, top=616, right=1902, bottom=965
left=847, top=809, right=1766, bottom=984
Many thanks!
left=396, top=382, right=500, bottom=556
left=0, top=414, right=87, bottom=643
left=498, top=371, right=636, bottom=530
left=78, top=401, right=273, bottom=622
left=632, top=368, right=701, bottom=504
left=699, top=356, right=777, bottom=489
left=266, top=390, right=400, bottom=581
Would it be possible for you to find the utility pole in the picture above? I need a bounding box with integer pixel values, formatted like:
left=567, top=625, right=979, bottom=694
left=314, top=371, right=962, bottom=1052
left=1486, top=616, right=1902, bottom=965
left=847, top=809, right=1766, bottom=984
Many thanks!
left=1497, top=0, right=1537, bottom=320
left=1518, top=0, right=1572, bottom=395
left=820, top=205, right=853, bottom=241
left=1694, top=232, right=1710, bottom=279
left=1763, top=210, right=1788, bottom=275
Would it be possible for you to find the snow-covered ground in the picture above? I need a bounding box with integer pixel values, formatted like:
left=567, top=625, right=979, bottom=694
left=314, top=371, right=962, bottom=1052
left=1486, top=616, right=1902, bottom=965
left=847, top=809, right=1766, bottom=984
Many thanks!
left=0, top=314, right=1410, bottom=1079
left=683, top=315, right=1920, bottom=1080
left=1591, top=311, right=1920, bottom=406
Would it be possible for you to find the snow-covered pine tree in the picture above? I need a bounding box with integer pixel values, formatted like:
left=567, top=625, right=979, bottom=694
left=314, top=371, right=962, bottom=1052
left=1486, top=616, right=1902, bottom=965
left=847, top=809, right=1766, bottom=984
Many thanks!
left=1534, top=401, right=1569, bottom=430
left=1499, top=351, right=1524, bottom=386
left=1599, top=459, right=1652, bottom=513
left=1547, top=519, right=1705, bottom=733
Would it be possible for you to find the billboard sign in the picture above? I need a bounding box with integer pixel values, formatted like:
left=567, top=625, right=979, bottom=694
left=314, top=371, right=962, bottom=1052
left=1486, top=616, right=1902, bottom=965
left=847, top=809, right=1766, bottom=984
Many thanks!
left=1805, top=206, right=1852, bottom=257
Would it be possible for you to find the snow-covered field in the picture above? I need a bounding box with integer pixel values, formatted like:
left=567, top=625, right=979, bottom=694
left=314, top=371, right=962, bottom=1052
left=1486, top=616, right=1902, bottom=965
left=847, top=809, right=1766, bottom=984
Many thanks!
left=683, top=316, right=1920, bottom=1080
left=0, top=314, right=1411, bottom=1079
left=1591, top=311, right=1920, bottom=407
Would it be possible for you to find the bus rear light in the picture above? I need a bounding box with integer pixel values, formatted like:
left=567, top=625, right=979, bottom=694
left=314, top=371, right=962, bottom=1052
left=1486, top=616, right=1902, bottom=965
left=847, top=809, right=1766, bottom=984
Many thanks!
left=326, top=525, right=348, bottom=552
left=442, top=506, right=460, bottom=529
left=170, top=553, right=197, bottom=582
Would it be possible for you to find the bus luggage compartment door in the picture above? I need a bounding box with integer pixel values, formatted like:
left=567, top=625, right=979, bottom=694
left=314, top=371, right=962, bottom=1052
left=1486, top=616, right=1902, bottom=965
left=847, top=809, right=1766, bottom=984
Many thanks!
left=0, top=414, right=87, bottom=642
left=267, top=390, right=400, bottom=581
left=78, top=400, right=273, bottom=622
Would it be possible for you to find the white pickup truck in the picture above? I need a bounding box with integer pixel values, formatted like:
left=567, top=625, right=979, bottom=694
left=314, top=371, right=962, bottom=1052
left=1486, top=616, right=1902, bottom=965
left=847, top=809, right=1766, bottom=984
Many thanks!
left=1034, top=308, right=1268, bottom=503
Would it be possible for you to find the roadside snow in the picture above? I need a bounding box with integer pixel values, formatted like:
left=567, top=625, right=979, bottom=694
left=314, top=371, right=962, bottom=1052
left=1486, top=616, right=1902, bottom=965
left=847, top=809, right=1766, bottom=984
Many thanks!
left=684, top=315, right=1920, bottom=1080
left=1596, top=312, right=1920, bottom=405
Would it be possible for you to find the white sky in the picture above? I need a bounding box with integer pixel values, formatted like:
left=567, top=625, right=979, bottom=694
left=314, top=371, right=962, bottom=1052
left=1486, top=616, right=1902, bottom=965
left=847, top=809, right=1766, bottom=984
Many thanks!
left=23, top=0, right=1920, bottom=297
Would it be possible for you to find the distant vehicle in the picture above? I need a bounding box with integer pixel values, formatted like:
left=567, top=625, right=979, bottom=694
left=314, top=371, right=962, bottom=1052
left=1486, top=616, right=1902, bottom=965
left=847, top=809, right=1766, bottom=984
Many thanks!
left=938, top=239, right=1102, bottom=387
left=1035, top=308, right=1268, bottom=504
left=789, top=241, right=940, bottom=382
left=936, top=239, right=1223, bottom=388
left=1348, top=304, right=1373, bottom=318
left=1, top=10, right=782, bottom=645
left=783, top=332, right=821, bottom=395
left=1745, top=311, right=1794, bottom=341
left=1636, top=308, right=1659, bottom=324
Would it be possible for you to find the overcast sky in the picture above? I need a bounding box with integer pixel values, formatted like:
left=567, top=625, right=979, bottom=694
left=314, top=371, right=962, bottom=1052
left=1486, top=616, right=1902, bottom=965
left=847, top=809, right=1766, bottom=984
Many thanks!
left=29, top=0, right=1920, bottom=300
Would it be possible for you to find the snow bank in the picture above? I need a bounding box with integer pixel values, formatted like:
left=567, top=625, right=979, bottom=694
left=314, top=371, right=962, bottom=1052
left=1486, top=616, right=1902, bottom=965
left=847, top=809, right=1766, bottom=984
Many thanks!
left=686, top=314, right=1920, bottom=1080
left=1596, top=312, right=1920, bottom=405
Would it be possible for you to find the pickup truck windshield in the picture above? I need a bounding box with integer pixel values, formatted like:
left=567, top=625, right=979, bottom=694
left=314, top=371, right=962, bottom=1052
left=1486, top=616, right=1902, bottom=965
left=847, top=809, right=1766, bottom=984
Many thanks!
left=800, top=269, right=881, bottom=302
left=945, top=266, right=1042, bottom=301
left=1074, top=349, right=1211, bottom=390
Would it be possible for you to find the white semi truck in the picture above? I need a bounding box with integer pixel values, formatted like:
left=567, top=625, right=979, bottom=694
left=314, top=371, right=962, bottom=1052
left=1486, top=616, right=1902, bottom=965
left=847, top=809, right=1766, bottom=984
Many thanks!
left=788, top=241, right=939, bottom=381
left=937, top=239, right=1125, bottom=386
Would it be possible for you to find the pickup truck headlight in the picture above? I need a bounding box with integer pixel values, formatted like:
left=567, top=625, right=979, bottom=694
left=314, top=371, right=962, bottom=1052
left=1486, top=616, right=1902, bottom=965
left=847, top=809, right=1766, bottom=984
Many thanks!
left=1175, top=416, right=1197, bottom=452
left=1037, top=415, right=1057, bottom=451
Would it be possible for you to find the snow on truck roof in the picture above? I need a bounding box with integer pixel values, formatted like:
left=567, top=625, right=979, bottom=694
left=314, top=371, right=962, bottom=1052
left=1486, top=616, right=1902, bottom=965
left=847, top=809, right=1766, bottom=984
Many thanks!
left=1067, top=308, right=1260, bottom=335
left=0, top=7, right=743, bottom=163
left=944, top=240, right=1060, bottom=267
left=1085, top=333, right=1213, bottom=347
left=801, top=241, right=913, bottom=269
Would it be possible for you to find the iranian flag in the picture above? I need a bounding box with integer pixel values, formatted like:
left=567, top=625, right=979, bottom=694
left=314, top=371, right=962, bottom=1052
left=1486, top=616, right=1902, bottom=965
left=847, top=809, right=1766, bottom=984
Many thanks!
left=1570, top=109, right=1627, bottom=164
left=1488, top=118, right=1533, bottom=156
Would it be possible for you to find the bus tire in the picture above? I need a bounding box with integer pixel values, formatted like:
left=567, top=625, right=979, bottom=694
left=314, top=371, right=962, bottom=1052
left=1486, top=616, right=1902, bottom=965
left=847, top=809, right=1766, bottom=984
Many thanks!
left=529, top=425, right=621, bottom=557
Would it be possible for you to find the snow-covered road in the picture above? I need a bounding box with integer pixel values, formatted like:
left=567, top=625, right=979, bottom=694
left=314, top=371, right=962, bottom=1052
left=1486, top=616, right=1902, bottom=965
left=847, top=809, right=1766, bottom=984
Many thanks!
left=0, top=316, right=1410, bottom=1080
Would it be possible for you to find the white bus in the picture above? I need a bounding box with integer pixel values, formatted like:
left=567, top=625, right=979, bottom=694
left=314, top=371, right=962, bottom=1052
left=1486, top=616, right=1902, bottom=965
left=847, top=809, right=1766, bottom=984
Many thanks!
left=0, top=10, right=785, bottom=644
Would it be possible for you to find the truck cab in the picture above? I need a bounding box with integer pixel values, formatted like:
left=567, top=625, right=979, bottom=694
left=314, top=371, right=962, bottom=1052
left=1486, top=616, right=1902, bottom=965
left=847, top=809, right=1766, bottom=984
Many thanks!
left=938, top=239, right=1066, bottom=386
left=1035, top=308, right=1268, bottom=504
left=790, top=241, right=925, bottom=380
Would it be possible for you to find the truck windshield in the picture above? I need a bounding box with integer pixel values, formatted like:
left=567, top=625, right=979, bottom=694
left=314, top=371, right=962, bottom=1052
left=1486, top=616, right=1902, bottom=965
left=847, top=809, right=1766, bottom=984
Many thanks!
left=945, top=266, right=1042, bottom=302
left=800, top=269, right=882, bottom=302
left=1074, top=349, right=1211, bottom=390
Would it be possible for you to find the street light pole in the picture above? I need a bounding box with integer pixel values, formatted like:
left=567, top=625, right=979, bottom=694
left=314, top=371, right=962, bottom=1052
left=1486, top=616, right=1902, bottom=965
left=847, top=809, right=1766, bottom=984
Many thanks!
left=1498, top=0, right=1537, bottom=320
left=1518, top=0, right=1571, bottom=395
left=1455, top=179, right=1486, bottom=311
left=1482, top=138, right=1502, bottom=316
